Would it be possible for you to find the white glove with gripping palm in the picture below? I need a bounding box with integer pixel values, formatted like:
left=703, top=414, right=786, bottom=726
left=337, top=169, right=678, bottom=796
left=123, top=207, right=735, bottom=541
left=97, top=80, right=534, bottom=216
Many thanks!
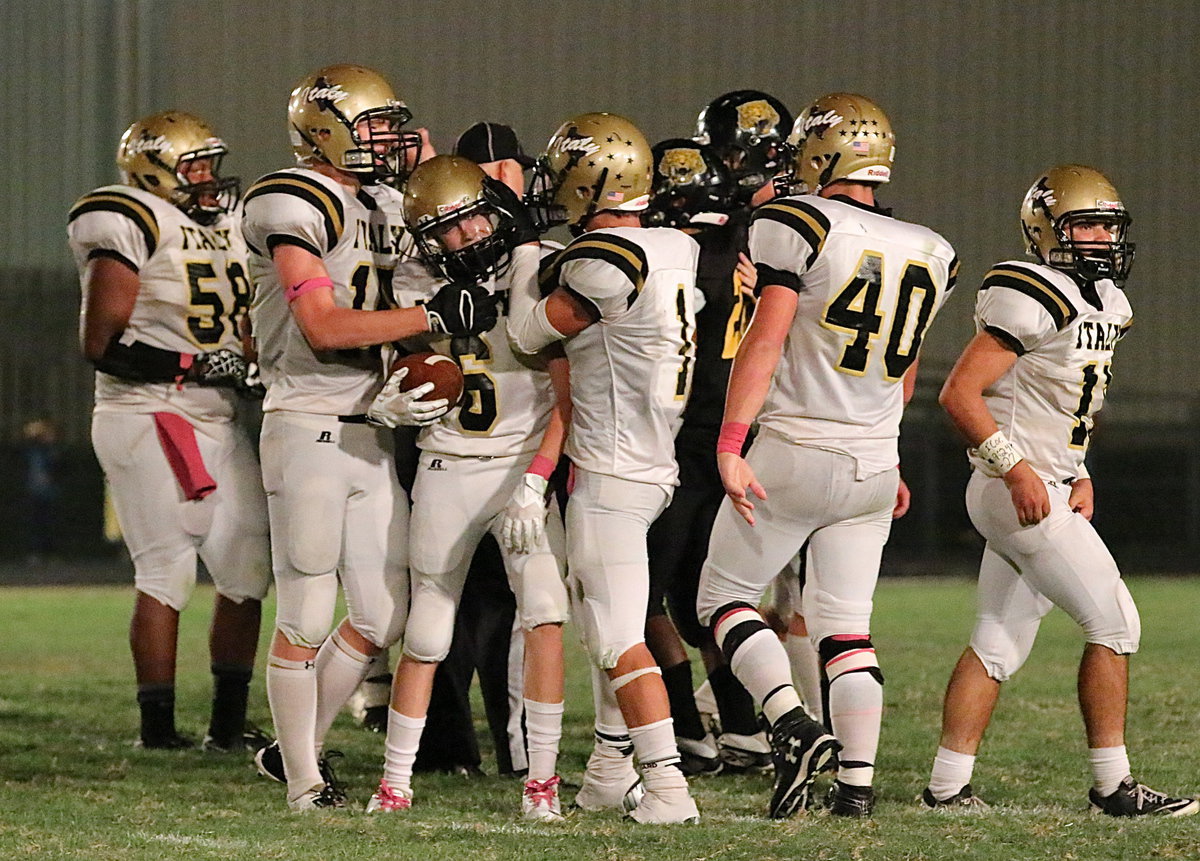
left=500, top=472, right=549, bottom=554
left=367, top=367, right=451, bottom=428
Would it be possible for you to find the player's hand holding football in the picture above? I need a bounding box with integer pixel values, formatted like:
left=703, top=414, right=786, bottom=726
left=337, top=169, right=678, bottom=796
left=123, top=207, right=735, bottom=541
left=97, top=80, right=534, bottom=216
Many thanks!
left=718, top=451, right=766, bottom=527
left=423, top=282, right=499, bottom=337
left=500, top=472, right=549, bottom=554
left=367, top=367, right=450, bottom=428
left=1002, top=460, right=1051, bottom=526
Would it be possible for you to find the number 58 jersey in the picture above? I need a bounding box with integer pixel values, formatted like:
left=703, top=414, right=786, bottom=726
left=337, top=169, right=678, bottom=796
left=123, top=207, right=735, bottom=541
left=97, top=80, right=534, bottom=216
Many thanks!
left=750, top=194, right=957, bottom=478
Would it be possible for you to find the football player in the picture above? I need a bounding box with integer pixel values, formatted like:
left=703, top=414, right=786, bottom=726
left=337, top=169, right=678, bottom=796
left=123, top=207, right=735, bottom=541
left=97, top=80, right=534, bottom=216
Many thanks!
left=241, top=64, right=496, bottom=811
left=364, top=153, right=571, bottom=820
left=642, top=135, right=760, bottom=775
left=68, top=111, right=270, bottom=753
left=922, top=166, right=1197, bottom=817
left=507, top=112, right=701, bottom=824
left=697, top=93, right=958, bottom=819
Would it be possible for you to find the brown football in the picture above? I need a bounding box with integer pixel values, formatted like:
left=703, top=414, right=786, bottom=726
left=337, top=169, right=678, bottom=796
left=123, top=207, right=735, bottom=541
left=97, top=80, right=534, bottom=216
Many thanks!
left=390, top=352, right=465, bottom=404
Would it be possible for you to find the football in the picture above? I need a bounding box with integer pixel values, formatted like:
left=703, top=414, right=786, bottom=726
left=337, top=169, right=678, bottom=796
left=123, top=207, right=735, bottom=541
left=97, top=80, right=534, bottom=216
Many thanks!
left=390, top=351, right=465, bottom=405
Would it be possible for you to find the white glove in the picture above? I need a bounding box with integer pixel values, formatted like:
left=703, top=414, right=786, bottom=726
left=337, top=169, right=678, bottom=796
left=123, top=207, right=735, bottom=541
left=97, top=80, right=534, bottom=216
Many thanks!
left=500, top=472, right=549, bottom=554
left=367, top=367, right=451, bottom=428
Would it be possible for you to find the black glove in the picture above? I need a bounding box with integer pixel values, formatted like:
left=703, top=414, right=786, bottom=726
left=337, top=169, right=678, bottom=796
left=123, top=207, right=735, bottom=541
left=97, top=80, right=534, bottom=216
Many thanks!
left=190, top=348, right=249, bottom=387
left=482, top=177, right=541, bottom=246
left=237, top=361, right=267, bottom=399
left=424, top=281, right=499, bottom=336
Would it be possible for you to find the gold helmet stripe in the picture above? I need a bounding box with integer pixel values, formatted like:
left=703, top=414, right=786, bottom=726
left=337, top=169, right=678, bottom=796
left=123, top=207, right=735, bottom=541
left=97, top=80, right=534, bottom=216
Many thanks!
left=981, top=264, right=1076, bottom=330
left=244, top=172, right=345, bottom=251
left=753, top=199, right=830, bottom=270
left=69, top=190, right=160, bottom=256
left=557, top=234, right=650, bottom=309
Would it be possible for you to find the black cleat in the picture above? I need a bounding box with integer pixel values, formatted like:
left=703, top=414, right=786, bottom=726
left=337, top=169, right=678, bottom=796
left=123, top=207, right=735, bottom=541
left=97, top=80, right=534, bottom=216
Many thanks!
left=921, top=784, right=989, bottom=810
left=254, top=740, right=344, bottom=799
left=203, top=724, right=273, bottom=753
left=767, top=710, right=841, bottom=819
left=827, top=780, right=875, bottom=817
left=135, top=732, right=195, bottom=750
left=1089, top=777, right=1198, bottom=818
left=361, top=704, right=388, bottom=734
left=289, top=783, right=348, bottom=811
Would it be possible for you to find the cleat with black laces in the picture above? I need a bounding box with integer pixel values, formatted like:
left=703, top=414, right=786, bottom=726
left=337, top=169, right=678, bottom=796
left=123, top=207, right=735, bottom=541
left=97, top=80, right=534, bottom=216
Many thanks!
left=677, top=733, right=723, bottom=776
left=1089, top=776, right=1199, bottom=818
left=767, top=709, right=841, bottom=819
left=827, top=780, right=875, bottom=817
left=921, top=784, right=989, bottom=810
left=202, top=724, right=273, bottom=754
left=289, top=783, right=347, bottom=812
left=716, top=731, right=772, bottom=773
left=254, top=741, right=345, bottom=800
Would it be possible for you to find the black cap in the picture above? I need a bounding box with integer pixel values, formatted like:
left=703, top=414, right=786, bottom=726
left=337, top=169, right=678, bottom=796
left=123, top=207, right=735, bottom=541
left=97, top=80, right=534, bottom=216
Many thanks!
left=453, top=122, right=535, bottom=168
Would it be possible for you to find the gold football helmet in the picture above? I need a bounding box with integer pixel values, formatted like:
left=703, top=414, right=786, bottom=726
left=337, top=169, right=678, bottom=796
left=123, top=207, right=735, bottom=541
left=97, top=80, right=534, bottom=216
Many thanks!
left=782, top=93, right=894, bottom=193
left=287, top=64, right=420, bottom=183
left=1020, top=165, right=1134, bottom=283
left=526, top=112, right=652, bottom=233
left=403, top=154, right=521, bottom=282
left=117, top=110, right=239, bottom=223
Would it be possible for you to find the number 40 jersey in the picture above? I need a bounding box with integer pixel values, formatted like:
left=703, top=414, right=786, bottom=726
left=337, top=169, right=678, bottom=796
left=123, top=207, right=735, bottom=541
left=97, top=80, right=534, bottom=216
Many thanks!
left=749, top=194, right=958, bottom=479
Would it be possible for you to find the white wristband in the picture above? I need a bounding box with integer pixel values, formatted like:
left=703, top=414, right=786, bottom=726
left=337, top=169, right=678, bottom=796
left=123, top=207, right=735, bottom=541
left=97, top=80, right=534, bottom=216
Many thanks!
left=972, top=430, right=1023, bottom=476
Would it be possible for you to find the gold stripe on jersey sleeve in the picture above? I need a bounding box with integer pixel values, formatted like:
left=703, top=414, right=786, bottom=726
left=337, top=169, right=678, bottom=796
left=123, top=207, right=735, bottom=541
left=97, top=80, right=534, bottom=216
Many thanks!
left=244, top=173, right=345, bottom=250
left=68, top=191, right=161, bottom=255
left=752, top=199, right=829, bottom=269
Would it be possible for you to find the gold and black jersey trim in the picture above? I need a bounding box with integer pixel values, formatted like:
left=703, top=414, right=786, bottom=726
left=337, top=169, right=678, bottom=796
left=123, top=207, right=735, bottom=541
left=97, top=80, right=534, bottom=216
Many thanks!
left=68, top=189, right=160, bottom=257
left=979, top=263, right=1077, bottom=330
left=552, top=233, right=650, bottom=309
left=244, top=171, right=345, bottom=253
left=537, top=249, right=565, bottom=297
left=947, top=255, right=960, bottom=293
left=751, top=199, right=830, bottom=270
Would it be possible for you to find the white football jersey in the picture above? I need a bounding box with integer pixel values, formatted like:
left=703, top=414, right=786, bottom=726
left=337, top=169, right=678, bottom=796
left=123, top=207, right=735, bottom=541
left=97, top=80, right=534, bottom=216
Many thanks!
left=972, top=260, right=1132, bottom=482
left=545, top=226, right=699, bottom=486
left=389, top=244, right=557, bottom=458
left=749, top=194, right=957, bottom=478
left=68, top=184, right=249, bottom=423
left=242, top=167, right=410, bottom=416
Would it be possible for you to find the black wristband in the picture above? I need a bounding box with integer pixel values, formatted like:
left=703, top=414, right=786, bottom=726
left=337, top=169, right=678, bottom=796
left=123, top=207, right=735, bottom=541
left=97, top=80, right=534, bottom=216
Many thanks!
left=94, top=337, right=189, bottom=383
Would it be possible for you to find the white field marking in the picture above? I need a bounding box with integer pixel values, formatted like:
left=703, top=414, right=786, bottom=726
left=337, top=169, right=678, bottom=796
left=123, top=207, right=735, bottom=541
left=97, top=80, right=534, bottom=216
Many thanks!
left=137, top=832, right=253, bottom=851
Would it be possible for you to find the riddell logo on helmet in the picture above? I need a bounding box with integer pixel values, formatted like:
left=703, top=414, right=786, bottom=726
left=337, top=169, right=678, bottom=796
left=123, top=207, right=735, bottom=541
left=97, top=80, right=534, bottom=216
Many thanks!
left=299, top=84, right=350, bottom=105
left=802, top=110, right=844, bottom=137
left=866, top=167, right=889, bottom=178
left=126, top=135, right=170, bottom=155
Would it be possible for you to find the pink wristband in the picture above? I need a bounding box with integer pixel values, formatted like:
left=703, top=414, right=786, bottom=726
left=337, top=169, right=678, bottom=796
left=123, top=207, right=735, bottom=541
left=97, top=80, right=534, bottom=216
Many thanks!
left=286, top=276, right=334, bottom=303
left=527, top=454, right=556, bottom=480
left=717, top=422, right=750, bottom=455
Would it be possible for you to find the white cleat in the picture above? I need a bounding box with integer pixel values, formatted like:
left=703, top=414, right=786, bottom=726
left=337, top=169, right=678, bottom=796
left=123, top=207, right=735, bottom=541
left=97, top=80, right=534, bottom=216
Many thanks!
left=365, top=778, right=412, bottom=813
left=574, top=747, right=646, bottom=812
left=627, top=763, right=699, bottom=824
left=522, top=775, right=565, bottom=822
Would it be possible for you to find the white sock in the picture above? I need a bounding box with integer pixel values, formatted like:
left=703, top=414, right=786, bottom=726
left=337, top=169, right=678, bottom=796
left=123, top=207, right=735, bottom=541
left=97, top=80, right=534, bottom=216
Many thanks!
left=928, top=746, right=976, bottom=800
left=266, top=653, right=323, bottom=799
left=313, top=626, right=374, bottom=749
left=1088, top=745, right=1130, bottom=797
left=382, top=708, right=426, bottom=795
left=524, top=699, right=563, bottom=781
left=785, top=634, right=823, bottom=721
left=828, top=671, right=882, bottom=787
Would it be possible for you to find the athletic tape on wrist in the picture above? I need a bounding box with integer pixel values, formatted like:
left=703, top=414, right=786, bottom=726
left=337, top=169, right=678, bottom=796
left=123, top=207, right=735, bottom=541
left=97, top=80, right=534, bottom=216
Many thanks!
left=286, top=276, right=334, bottom=304
left=972, top=430, right=1023, bottom=476
left=717, top=422, right=750, bottom=455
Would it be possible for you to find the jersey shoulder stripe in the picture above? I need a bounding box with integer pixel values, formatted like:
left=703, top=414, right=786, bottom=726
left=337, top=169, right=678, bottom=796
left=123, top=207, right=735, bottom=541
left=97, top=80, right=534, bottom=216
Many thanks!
left=68, top=189, right=160, bottom=256
left=751, top=198, right=830, bottom=269
left=243, top=171, right=345, bottom=252
left=555, top=233, right=650, bottom=308
left=948, top=255, right=960, bottom=292
left=980, top=263, right=1076, bottom=330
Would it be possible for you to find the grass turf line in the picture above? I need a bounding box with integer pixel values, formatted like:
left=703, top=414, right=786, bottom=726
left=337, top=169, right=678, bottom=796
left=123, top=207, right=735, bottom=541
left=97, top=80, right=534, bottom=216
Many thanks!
left=0, top=577, right=1198, bottom=860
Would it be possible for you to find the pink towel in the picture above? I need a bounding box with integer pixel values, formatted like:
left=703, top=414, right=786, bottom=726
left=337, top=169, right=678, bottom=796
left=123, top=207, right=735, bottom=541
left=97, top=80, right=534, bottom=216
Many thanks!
left=153, top=412, right=217, bottom=501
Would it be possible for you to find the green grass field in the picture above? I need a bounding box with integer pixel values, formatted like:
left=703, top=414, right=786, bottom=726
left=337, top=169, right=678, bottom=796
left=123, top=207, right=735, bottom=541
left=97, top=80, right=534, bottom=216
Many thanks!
left=1, top=576, right=1198, bottom=860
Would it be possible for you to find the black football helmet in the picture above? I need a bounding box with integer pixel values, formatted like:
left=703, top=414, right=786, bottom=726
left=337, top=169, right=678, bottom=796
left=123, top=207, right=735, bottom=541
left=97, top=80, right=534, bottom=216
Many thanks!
left=694, top=90, right=793, bottom=205
left=645, top=139, right=734, bottom=227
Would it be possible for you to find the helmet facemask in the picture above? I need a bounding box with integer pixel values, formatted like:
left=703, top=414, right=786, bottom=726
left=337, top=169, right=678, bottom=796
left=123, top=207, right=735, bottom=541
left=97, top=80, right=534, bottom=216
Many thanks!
left=1048, top=210, right=1135, bottom=284
left=411, top=186, right=517, bottom=283
left=524, top=157, right=569, bottom=232
left=646, top=140, right=734, bottom=227
left=173, top=146, right=240, bottom=225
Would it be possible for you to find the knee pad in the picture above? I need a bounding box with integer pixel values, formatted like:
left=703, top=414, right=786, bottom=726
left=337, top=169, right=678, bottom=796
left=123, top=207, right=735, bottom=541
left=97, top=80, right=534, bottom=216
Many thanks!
left=1085, top=579, right=1141, bottom=655
left=969, top=618, right=1038, bottom=682
left=818, top=635, right=883, bottom=686
left=711, top=602, right=772, bottom=666
left=515, top=554, right=569, bottom=631
left=276, top=608, right=334, bottom=651
left=134, top=555, right=197, bottom=613
left=401, top=582, right=458, bottom=662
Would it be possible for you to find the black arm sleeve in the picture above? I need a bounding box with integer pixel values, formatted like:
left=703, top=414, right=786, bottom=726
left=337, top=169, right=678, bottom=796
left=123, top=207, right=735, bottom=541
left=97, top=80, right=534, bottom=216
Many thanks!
left=93, top=336, right=191, bottom=383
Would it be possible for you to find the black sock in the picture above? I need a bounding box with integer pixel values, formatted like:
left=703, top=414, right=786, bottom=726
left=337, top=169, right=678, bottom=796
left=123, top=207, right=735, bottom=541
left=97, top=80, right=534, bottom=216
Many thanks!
left=207, top=663, right=252, bottom=746
left=137, top=683, right=177, bottom=743
left=662, top=661, right=706, bottom=740
left=709, top=664, right=759, bottom=736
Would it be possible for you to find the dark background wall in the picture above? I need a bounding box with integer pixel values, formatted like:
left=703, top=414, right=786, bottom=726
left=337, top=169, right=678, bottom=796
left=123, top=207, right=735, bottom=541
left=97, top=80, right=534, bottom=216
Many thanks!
left=1, top=0, right=1197, bottom=566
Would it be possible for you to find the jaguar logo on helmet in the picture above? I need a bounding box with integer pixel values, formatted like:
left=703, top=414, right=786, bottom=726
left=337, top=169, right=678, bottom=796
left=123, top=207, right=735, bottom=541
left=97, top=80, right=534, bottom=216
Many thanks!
left=735, top=100, right=781, bottom=136
left=801, top=109, right=844, bottom=139
left=660, top=147, right=707, bottom=185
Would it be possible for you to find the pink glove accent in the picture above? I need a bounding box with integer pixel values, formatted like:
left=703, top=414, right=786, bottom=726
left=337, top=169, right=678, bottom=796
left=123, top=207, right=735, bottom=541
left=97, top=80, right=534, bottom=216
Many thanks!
left=286, top=276, right=334, bottom=303
left=717, top=422, right=750, bottom=455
